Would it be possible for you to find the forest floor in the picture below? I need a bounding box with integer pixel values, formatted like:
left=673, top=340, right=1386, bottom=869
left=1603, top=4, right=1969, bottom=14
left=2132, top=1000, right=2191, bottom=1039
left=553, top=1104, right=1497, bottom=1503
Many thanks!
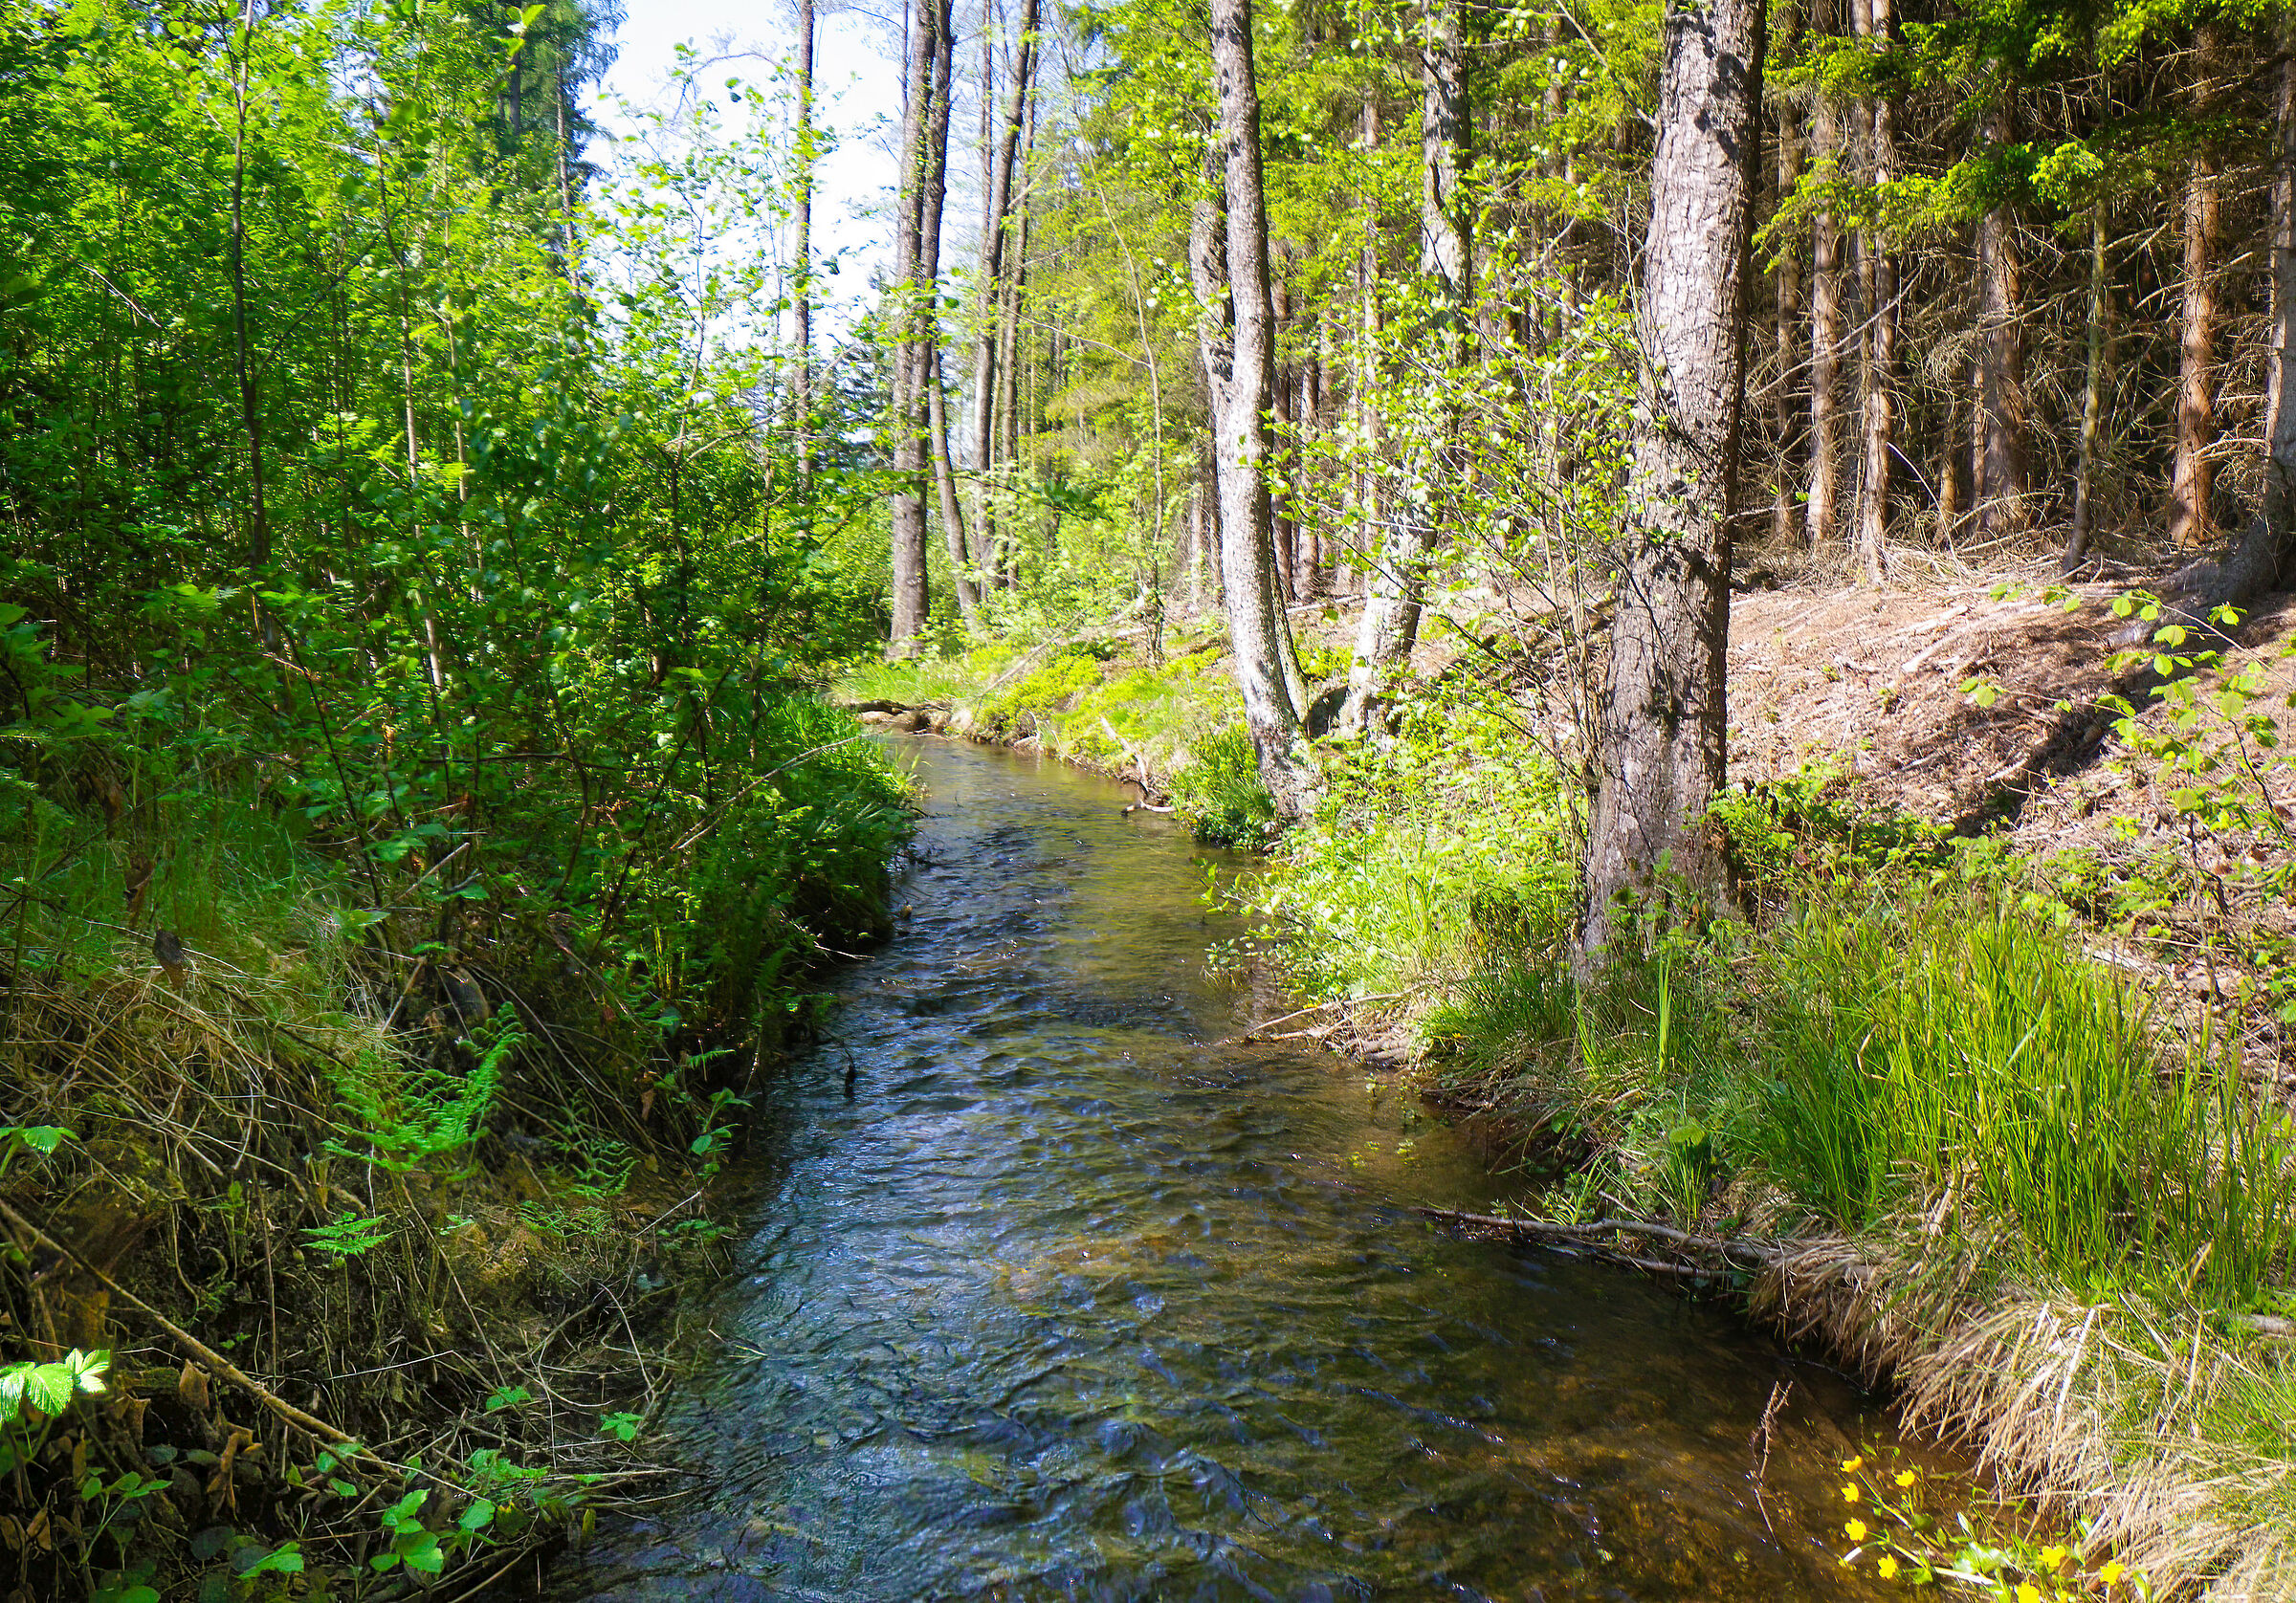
left=845, top=562, right=2296, bottom=1600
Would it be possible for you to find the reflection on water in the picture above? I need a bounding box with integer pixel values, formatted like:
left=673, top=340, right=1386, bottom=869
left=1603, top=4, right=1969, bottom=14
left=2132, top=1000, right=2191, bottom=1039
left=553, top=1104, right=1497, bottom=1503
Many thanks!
left=555, top=738, right=1904, bottom=1601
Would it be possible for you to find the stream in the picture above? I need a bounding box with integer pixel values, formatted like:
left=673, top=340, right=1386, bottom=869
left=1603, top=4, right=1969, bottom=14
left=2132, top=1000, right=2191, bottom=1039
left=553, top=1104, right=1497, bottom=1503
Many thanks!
left=556, top=737, right=1907, bottom=1601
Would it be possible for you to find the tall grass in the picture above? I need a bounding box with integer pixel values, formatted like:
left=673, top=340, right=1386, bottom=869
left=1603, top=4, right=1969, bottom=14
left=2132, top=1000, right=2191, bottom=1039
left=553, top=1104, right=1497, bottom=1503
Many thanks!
left=1745, top=899, right=2296, bottom=1301
left=1426, top=894, right=2296, bottom=1307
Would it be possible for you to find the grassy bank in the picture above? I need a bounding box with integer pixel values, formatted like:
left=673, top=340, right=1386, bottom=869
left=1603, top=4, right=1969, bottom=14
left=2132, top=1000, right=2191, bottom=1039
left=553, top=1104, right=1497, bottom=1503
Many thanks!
left=852, top=611, right=2296, bottom=1599
left=2, top=576, right=911, bottom=1601
left=0, top=709, right=908, bottom=1601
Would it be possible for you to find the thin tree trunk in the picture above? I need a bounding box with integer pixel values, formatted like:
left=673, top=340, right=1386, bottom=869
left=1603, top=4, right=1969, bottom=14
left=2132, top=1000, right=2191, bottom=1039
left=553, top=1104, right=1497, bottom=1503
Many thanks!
left=792, top=0, right=816, bottom=492
left=993, top=90, right=1037, bottom=588
left=886, top=0, right=938, bottom=652
left=1270, top=297, right=1298, bottom=604
left=1936, top=370, right=1958, bottom=536
left=1805, top=0, right=1842, bottom=553
left=1338, top=0, right=1466, bottom=738
left=928, top=348, right=979, bottom=619
left=1975, top=92, right=2024, bottom=542
left=2169, top=155, right=2219, bottom=551
left=229, top=0, right=271, bottom=568
left=968, top=0, right=1039, bottom=587
left=2066, top=206, right=2109, bottom=572
left=917, top=0, right=962, bottom=608
left=1772, top=23, right=1801, bottom=551
left=1582, top=0, right=1765, bottom=955
left=1196, top=0, right=1311, bottom=811
left=1352, top=98, right=1381, bottom=599
left=1303, top=339, right=1327, bottom=597
left=1853, top=0, right=1893, bottom=583
left=2183, top=44, right=2296, bottom=607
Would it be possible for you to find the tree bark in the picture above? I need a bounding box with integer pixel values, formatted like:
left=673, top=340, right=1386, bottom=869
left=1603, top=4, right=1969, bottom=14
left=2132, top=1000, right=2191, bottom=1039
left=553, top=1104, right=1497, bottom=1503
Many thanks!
left=1772, top=22, right=1801, bottom=551
left=1852, top=0, right=1893, bottom=583
left=1974, top=92, right=2024, bottom=543
left=1195, top=0, right=1312, bottom=812
left=1338, top=0, right=1467, bottom=738
left=791, top=0, right=817, bottom=493
left=967, top=0, right=1038, bottom=593
left=229, top=0, right=271, bottom=568
left=1581, top=0, right=1765, bottom=955
left=1804, top=0, right=1842, bottom=553
left=2256, top=47, right=2296, bottom=587
left=2065, top=206, right=2109, bottom=572
left=1271, top=280, right=1299, bottom=602
left=886, top=0, right=939, bottom=652
left=927, top=347, right=980, bottom=619
left=2169, top=156, right=2219, bottom=552
left=2184, top=43, right=2296, bottom=608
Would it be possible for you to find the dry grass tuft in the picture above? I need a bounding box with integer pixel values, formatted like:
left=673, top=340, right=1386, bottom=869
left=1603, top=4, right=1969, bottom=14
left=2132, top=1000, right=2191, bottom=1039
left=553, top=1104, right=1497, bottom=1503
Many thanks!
left=1761, top=1234, right=2296, bottom=1599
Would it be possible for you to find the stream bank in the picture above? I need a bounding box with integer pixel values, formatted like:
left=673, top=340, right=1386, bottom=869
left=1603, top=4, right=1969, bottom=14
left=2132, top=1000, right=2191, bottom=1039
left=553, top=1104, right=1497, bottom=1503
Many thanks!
left=550, top=736, right=1915, bottom=1601
left=841, top=594, right=2296, bottom=1598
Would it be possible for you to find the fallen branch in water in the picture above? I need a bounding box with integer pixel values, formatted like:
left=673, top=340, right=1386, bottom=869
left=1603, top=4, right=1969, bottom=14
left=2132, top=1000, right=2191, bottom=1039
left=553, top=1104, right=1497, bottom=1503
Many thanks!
left=1221, top=993, right=1406, bottom=1044
left=1415, top=1203, right=1782, bottom=1278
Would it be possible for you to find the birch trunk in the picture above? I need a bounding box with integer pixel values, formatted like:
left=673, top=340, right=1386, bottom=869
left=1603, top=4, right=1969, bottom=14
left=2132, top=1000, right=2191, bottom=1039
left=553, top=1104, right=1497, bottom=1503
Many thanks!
left=1196, top=0, right=1312, bottom=812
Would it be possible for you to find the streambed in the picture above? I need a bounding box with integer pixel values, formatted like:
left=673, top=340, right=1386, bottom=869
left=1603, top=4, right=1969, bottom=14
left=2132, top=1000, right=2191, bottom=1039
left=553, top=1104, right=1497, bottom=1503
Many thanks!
left=556, top=737, right=1906, bottom=1601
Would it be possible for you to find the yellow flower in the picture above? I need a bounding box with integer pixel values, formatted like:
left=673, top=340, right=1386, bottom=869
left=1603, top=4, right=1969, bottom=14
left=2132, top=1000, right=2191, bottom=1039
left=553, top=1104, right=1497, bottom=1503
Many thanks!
left=2039, top=1546, right=2069, bottom=1570
left=1845, top=1518, right=1869, bottom=1542
left=1842, top=1455, right=1865, bottom=1472
left=1843, top=1482, right=1862, bottom=1504
left=1895, top=1469, right=1918, bottom=1488
left=2016, top=1586, right=2042, bottom=1603
left=2101, top=1561, right=2127, bottom=1586
left=1877, top=1555, right=1900, bottom=1579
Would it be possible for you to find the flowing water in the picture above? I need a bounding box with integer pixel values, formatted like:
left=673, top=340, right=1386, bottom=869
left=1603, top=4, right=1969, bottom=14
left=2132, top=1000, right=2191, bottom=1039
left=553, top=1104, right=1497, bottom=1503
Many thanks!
left=559, top=738, right=1909, bottom=1602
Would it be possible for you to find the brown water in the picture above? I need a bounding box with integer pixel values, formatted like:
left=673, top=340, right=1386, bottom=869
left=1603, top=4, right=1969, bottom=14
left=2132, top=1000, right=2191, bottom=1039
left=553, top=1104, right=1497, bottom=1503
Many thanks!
left=558, top=737, right=1904, bottom=1601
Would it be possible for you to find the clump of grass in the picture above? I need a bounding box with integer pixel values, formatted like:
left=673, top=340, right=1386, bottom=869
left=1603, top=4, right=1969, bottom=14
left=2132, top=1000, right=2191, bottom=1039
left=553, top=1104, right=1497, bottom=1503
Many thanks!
left=1168, top=726, right=1278, bottom=848
left=1742, top=897, right=2296, bottom=1305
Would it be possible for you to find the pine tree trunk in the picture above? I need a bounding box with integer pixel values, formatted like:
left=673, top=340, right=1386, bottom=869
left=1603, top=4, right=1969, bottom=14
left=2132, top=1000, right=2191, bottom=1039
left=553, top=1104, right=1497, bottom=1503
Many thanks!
left=1581, top=0, right=1765, bottom=956
left=2186, top=45, right=2296, bottom=607
left=1772, top=27, right=1801, bottom=551
left=1975, top=92, right=2024, bottom=543
left=1853, top=0, right=1893, bottom=583
left=2169, top=158, right=2219, bottom=552
left=1804, top=0, right=1842, bottom=552
left=1196, top=0, right=1311, bottom=811
left=2065, top=207, right=2108, bottom=572
left=2258, top=50, right=2296, bottom=575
